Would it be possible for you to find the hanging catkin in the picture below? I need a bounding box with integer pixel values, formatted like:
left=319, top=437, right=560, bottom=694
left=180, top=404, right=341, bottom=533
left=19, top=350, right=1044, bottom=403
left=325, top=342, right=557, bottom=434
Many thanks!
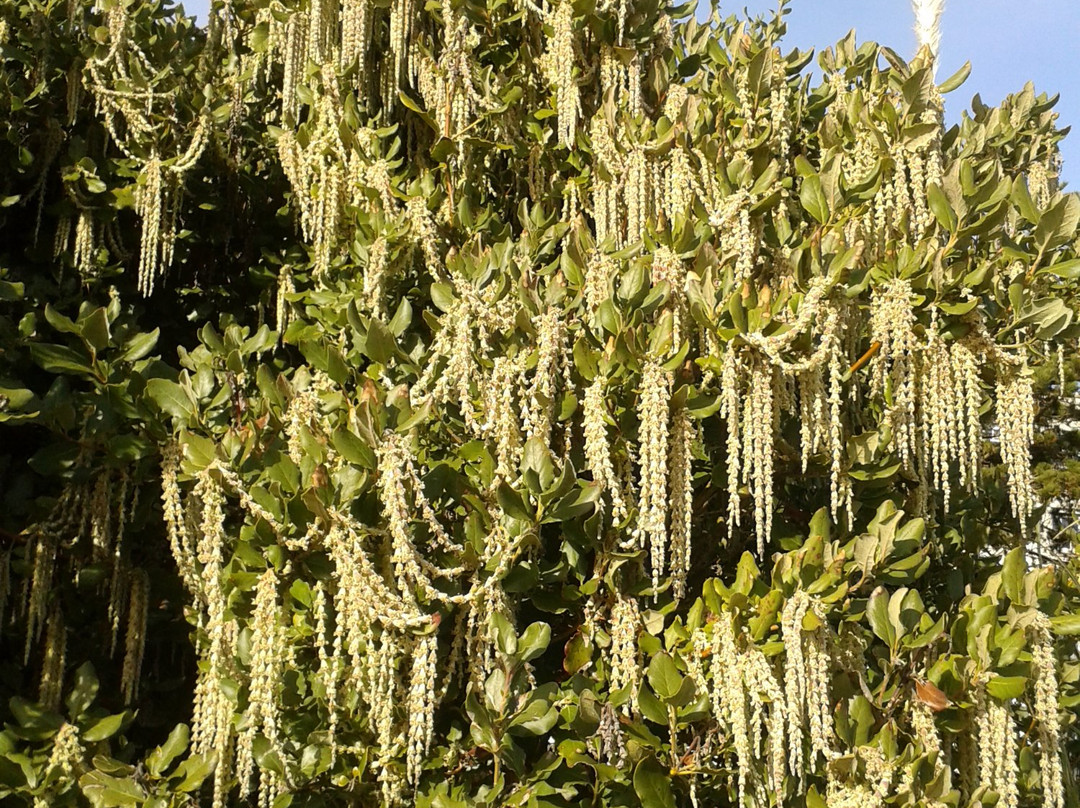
left=405, top=633, right=438, bottom=784
left=120, top=568, right=148, bottom=704
left=974, top=677, right=1019, bottom=808
left=341, top=0, right=372, bottom=74
left=608, top=592, right=642, bottom=713
left=190, top=472, right=235, bottom=808
left=668, top=403, right=695, bottom=600
left=1030, top=614, right=1065, bottom=808
left=781, top=591, right=834, bottom=785
left=237, top=567, right=287, bottom=806
left=870, top=279, right=919, bottom=471
left=996, top=364, right=1035, bottom=534
left=541, top=0, right=580, bottom=148
left=742, top=354, right=777, bottom=556
left=635, top=360, right=673, bottom=589
left=39, top=606, right=67, bottom=712
left=583, top=377, right=629, bottom=526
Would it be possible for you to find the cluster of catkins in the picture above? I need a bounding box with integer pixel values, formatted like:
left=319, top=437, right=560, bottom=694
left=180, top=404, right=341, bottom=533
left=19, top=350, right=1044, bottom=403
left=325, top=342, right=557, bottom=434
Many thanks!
left=7, top=465, right=147, bottom=714
left=159, top=379, right=541, bottom=808
left=672, top=595, right=1066, bottom=808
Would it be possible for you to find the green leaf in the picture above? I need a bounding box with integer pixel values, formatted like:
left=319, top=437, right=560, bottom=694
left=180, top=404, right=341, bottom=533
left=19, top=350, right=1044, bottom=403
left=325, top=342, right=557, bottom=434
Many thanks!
left=1035, top=195, right=1080, bottom=252
left=636, top=683, right=667, bottom=725
left=518, top=622, right=551, bottom=662
left=687, top=392, right=722, bottom=419
left=543, top=483, right=601, bottom=523
left=181, top=431, right=217, bottom=470
left=866, top=587, right=897, bottom=650
left=800, top=174, right=829, bottom=224
left=79, top=307, right=111, bottom=352
left=633, top=755, right=676, bottom=808
left=903, top=122, right=939, bottom=150
left=365, top=317, right=397, bottom=364
left=646, top=652, right=683, bottom=701
left=146, top=724, right=189, bottom=777
left=618, top=263, right=649, bottom=306
left=497, top=482, right=534, bottom=522
left=1017, top=297, right=1073, bottom=340
left=509, top=695, right=557, bottom=735
left=9, top=697, right=63, bottom=738
left=1038, top=258, right=1080, bottom=279
left=1050, top=614, right=1080, bottom=636
left=985, top=675, right=1028, bottom=700
left=44, top=304, right=80, bottom=335
left=467, top=691, right=498, bottom=750
left=253, top=734, right=286, bottom=776
left=430, top=282, right=456, bottom=312
left=806, top=785, right=828, bottom=808
left=79, top=770, right=146, bottom=807
left=82, top=712, right=128, bottom=742
left=563, top=633, right=592, bottom=674
left=0, top=279, right=25, bottom=300
left=388, top=297, right=413, bottom=336
left=66, top=663, right=100, bottom=720
left=938, top=298, right=978, bottom=316
left=146, top=378, right=196, bottom=422
left=491, top=612, right=517, bottom=656
left=170, top=753, right=216, bottom=792
left=521, top=437, right=555, bottom=493
left=30, top=343, right=94, bottom=376
left=937, top=61, right=971, bottom=93
left=1001, top=547, right=1026, bottom=605
left=332, top=427, right=376, bottom=468
left=927, top=183, right=957, bottom=232
left=119, top=328, right=160, bottom=362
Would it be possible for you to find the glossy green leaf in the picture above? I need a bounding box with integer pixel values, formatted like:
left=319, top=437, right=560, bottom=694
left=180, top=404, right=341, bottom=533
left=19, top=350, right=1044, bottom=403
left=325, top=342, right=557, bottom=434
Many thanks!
left=633, top=755, right=676, bottom=808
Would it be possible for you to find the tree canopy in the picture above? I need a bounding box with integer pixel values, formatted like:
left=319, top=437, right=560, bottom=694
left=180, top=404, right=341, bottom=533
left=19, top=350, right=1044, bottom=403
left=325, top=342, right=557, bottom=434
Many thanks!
left=1, top=0, right=1079, bottom=806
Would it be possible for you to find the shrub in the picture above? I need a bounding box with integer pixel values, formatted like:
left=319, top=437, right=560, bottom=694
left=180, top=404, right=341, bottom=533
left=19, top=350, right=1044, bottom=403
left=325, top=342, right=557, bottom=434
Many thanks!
left=1, top=0, right=1079, bottom=806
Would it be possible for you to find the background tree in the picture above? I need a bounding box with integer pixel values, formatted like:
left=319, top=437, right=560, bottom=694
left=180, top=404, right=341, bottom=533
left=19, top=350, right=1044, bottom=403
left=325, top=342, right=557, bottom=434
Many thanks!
left=1, top=0, right=1079, bottom=807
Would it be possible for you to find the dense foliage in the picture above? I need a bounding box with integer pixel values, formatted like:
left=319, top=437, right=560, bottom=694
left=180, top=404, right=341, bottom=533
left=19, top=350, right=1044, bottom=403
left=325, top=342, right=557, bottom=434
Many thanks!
left=1, top=0, right=1080, bottom=806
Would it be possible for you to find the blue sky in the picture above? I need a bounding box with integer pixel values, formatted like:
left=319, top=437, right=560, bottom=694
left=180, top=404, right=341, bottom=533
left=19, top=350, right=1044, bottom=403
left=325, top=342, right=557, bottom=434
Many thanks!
left=183, top=0, right=1078, bottom=185
left=735, top=0, right=1079, bottom=186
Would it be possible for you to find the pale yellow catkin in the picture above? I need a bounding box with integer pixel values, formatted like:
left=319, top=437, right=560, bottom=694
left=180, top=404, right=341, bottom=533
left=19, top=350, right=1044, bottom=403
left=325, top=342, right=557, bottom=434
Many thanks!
left=825, top=745, right=896, bottom=808
left=483, top=356, right=525, bottom=480
left=996, top=366, right=1035, bottom=534
left=406, top=632, right=438, bottom=784
left=608, top=592, right=642, bottom=713
left=541, top=0, right=580, bottom=148
left=237, top=567, right=287, bottom=805
left=974, top=676, right=1019, bottom=808
left=720, top=347, right=743, bottom=535
left=583, top=377, right=628, bottom=526
left=520, top=310, right=569, bottom=445
left=635, top=360, right=673, bottom=590
left=1030, top=614, right=1065, bottom=808
left=160, top=443, right=198, bottom=595
left=742, top=355, right=776, bottom=556
left=689, top=611, right=787, bottom=806
left=191, top=472, right=235, bottom=808
left=781, top=591, right=834, bottom=785
left=0, top=549, right=9, bottom=631
left=46, top=722, right=84, bottom=780
left=870, top=279, right=919, bottom=471
left=668, top=404, right=695, bottom=600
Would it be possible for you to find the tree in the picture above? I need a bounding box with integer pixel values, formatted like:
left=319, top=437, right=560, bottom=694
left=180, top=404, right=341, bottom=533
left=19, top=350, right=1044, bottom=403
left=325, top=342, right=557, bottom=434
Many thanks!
left=1, top=0, right=1079, bottom=806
